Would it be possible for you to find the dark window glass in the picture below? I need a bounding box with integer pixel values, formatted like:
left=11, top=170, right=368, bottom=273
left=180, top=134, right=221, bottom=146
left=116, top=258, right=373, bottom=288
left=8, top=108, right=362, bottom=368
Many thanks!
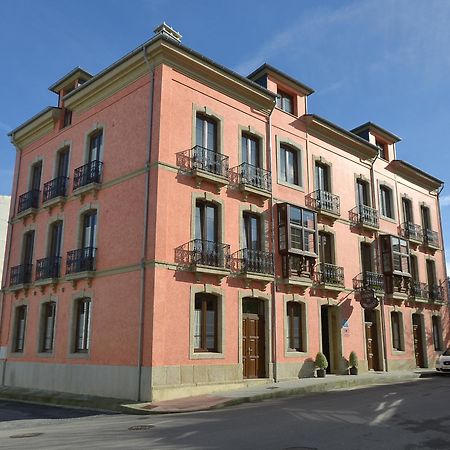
left=356, top=179, right=370, bottom=207
left=42, top=302, right=56, bottom=352
left=243, top=213, right=261, bottom=251
left=410, top=255, right=418, bottom=281
left=88, top=131, right=103, bottom=162
left=195, top=201, right=218, bottom=243
left=319, top=232, right=333, bottom=264
left=421, top=206, right=431, bottom=230
left=426, top=260, right=437, bottom=287
left=380, top=186, right=393, bottom=218
left=242, top=133, right=260, bottom=167
left=31, top=162, right=42, bottom=191
left=315, top=162, right=330, bottom=192
left=82, top=212, right=97, bottom=249
left=276, top=90, right=294, bottom=114
left=381, top=235, right=410, bottom=276
left=280, top=145, right=299, bottom=185
left=49, top=221, right=63, bottom=258
left=196, top=114, right=217, bottom=151
left=361, top=242, right=373, bottom=273
left=402, top=198, right=413, bottom=223
left=194, top=293, right=217, bottom=352
left=14, top=306, right=27, bottom=352
left=391, top=312, right=402, bottom=351
left=75, top=298, right=91, bottom=352
left=376, top=139, right=387, bottom=160
left=286, top=302, right=302, bottom=351
left=23, top=231, right=35, bottom=266
left=63, top=109, right=72, bottom=128
left=432, top=316, right=442, bottom=351
left=57, top=147, right=70, bottom=178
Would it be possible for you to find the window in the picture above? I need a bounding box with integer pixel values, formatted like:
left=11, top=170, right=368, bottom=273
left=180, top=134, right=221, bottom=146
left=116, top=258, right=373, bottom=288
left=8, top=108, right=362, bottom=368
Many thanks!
left=56, top=147, right=70, bottom=178
left=360, top=242, right=373, bottom=273
left=196, top=114, right=217, bottom=152
left=276, top=90, right=294, bottom=114
left=278, top=204, right=317, bottom=256
left=243, top=213, right=261, bottom=251
left=380, top=235, right=410, bottom=276
left=380, top=185, right=394, bottom=219
left=62, top=109, right=72, bottom=128
left=391, top=311, right=403, bottom=351
left=376, top=139, right=388, bottom=160
left=195, top=201, right=218, bottom=243
left=193, top=293, right=217, bottom=352
left=356, top=179, right=370, bottom=207
left=22, top=230, right=35, bottom=283
left=30, top=161, right=42, bottom=192
left=421, top=206, right=431, bottom=231
left=410, top=254, right=418, bottom=281
left=41, top=302, right=56, bottom=352
left=241, top=133, right=260, bottom=168
left=315, top=162, right=330, bottom=192
left=82, top=211, right=97, bottom=250
left=74, top=298, right=91, bottom=352
left=286, top=302, right=303, bottom=352
left=402, top=198, right=413, bottom=224
left=318, top=232, right=334, bottom=264
left=279, top=144, right=300, bottom=186
left=49, top=221, right=63, bottom=259
left=88, top=131, right=103, bottom=162
left=432, top=316, right=443, bottom=351
left=426, top=260, right=437, bottom=290
left=13, top=306, right=27, bottom=352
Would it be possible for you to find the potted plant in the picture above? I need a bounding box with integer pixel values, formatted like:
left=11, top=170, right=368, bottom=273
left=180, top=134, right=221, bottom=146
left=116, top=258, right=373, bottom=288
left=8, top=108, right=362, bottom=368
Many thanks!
left=315, top=352, right=328, bottom=378
left=348, top=351, right=358, bottom=375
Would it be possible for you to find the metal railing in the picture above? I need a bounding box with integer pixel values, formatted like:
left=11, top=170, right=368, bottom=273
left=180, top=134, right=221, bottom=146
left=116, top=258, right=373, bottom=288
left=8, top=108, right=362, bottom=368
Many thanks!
left=349, top=205, right=379, bottom=229
left=428, top=284, right=444, bottom=301
left=400, top=222, right=423, bottom=242
left=36, top=256, right=62, bottom=280
left=423, top=229, right=439, bottom=248
left=316, top=262, right=344, bottom=286
left=232, top=163, right=271, bottom=192
left=281, top=254, right=316, bottom=279
left=176, top=239, right=230, bottom=269
left=17, top=189, right=40, bottom=213
left=73, top=160, right=103, bottom=190
left=353, top=271, right=384, bottom=291
left=409, top=281, right=428, bottom=299
left=232, top=248, right=274, bottom=275
left=10, top=264, right=33, bottom=286
left=306, top=190, right=340, bottom=216
left=66, top=247, right=96, bottom=274
left=43, top=176, right=69, bottom=202
left=176, top=146, right=229, bottom=178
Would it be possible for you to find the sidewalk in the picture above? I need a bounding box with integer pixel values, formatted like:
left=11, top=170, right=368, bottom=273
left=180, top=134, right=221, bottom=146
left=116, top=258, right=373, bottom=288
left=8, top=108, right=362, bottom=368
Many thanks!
left=123, top=369, right=436, bottom=414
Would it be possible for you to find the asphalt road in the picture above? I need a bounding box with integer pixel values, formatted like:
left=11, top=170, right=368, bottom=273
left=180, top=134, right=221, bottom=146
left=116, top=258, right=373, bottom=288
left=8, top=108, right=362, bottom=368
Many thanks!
left=0, top=376, right=449, bottom=450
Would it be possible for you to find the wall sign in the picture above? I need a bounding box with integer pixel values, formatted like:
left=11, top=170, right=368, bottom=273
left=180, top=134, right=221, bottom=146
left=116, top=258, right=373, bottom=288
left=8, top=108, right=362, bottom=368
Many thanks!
left=359, top=289, right=379, bottom=310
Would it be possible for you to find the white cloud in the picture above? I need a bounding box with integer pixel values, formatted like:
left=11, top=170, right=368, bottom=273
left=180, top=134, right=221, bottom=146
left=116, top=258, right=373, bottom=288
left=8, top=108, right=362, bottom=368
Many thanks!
left=440, top=195, right=450, bottom=206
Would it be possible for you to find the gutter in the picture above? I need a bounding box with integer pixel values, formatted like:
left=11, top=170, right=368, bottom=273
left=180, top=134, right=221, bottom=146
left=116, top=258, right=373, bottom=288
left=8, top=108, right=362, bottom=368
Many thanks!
left=136, top=44, right=155, bottom=401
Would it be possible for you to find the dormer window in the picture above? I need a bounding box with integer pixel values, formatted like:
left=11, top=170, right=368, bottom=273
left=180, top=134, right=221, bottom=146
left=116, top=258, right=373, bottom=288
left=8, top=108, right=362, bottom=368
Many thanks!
left=276, top=90, right=294, bottom=114
left=62, top=108, right=72, bottom=128
left=375, top=139, right=388, bottom=160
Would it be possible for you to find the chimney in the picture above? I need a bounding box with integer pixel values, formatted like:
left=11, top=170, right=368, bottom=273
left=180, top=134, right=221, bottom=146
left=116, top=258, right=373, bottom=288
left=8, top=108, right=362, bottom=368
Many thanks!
left=153, top=22, right=182, bottom=43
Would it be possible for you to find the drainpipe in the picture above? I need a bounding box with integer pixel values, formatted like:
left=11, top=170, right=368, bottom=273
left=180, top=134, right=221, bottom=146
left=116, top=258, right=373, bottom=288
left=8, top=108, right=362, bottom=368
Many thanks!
left=136, top=45, right=155, bottom=401
left=434, top=184, right=448, bottom=291
left=267, top=102, right=277, bottom=382
left=369, top=153, right=388, bottom=372
left=0, top=138, right=22, bottom=385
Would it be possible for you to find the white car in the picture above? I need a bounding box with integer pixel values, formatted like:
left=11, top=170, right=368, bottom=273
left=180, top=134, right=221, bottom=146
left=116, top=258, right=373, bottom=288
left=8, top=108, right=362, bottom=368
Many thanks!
left=436, top=348, right=450, bottom=373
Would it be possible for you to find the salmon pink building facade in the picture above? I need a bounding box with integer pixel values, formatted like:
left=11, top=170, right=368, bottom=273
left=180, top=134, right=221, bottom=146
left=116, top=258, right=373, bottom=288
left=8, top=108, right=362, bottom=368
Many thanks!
left=1, top=24, right=448, bottom=401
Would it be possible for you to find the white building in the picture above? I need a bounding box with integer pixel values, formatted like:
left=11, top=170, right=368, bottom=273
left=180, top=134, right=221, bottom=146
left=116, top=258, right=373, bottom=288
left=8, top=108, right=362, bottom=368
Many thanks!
left=0, top=196, right=11, bottom=286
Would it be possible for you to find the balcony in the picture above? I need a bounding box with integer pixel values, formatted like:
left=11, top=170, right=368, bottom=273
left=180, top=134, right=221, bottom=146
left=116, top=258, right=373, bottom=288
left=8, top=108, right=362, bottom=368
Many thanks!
left=175, top=239, right=230, bottom=280
left=73, top=160, right=103, bottom=196
left=353, top=271, right=384, bottom=292
left=35, top=256, right=62, bottom=282
left=428, top=284, right=445, bottom=302
left=43, top=176, right=69, bottom=206
left=409, top=281, right=428, bottom=301
left=385, top=274, right=411, bottom=301
left=349, top=205, right=379, bottom=230
left=315, top=263, right=344, bottom=290
left=306, top=190, right=340, bottom=218
left=230, top=163, right=271, bottom=200
left=231, top=248, right=274, bottom=284
left=66, top=247, right=96, bottom=283
left=10, top=264, right=33, bottom=287
left=176, top=146, right=229, bottom=191
left=280, top=254, right=316, bottom=289
left=17, top=189, right=40, bottom=217
left=400, top=222, right=423, bottom=243
left=423, top=229, right=439, bottom=249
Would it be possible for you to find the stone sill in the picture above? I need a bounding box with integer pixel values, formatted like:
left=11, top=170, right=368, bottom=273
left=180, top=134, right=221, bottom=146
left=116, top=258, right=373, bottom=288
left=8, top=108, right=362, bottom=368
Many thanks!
left=15, top=207, right=39, bottom=221
left=42, top=196, right=67, bottom=209
left=239, top=183, right=271, bottom=199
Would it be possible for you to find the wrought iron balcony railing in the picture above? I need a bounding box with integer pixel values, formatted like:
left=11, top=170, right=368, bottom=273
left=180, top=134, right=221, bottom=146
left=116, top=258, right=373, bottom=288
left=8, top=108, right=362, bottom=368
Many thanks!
left=176, top=239, right=230, bottom=269
left=400, top=222, right=423, bottom=242
left=176, top=146, right=229, bottom=178
left=43, top=176, right=69, bottom=202
left=73, top=160, right=103, bottom=190
left=66, top=247, right=96, bottom=274
left=423, top=229, right=439, bottom=248
left=349, top=205, right=379, bottom=229
left=232, top=248, right=274, bottom=275
left=428, top=284, right=444, bottom=301
left=17, top=189, right=40, bottom=214
left=353, top=271, right=384, bottom=291
left=36, top=256, right=62, bottom=280
left=306, top=190, right=340, bottom=216
left=232, top=163, right=271, bottom=192
left=316, top=262, right=344, bottom=286
left=10, top=264, right=33, bottom=286
left=409, top=281, right=428, bottom=299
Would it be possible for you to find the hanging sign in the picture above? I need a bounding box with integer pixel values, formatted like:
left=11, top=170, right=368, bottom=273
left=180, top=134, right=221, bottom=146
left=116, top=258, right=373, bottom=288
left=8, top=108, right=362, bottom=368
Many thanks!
left=359, top=288, right=379, bottom=310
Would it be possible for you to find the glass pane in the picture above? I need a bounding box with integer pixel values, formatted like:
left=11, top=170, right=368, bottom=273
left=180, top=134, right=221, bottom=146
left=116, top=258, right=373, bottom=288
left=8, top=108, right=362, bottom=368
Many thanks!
left=249, top=138, right=258, bottom=167
left=304, top=230, right=316, bottom=253
left=286, top=150, right=295, bottom=184
left=290, top=206, right=301, bottom=225
left=205, top=310, right=215, bottom=350
left=207, top=120, right=216, bottom=152
left=193, top=309, right=201, bottom=349
left=195, top=205, right=202, bottom=240
left=206, top=205, right=217, bottom=242
left=302, top=210, right=315, bottom=229
left=280, top=148, right=286, bottom=181
left=196, top=116, right=204, bottom=148
left=291, top=227, right=302, bottom=250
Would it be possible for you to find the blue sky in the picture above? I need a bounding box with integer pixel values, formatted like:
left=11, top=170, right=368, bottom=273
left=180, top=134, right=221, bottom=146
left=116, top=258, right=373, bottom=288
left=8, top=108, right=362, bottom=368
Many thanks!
left=0, top=0, right=449, bottom=262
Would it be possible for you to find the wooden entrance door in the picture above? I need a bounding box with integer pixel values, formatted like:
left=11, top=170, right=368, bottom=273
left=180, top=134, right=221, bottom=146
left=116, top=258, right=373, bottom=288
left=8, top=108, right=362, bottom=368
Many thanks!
left=412, top=314, right=425, bottom=368
left=364, top=310, right=380, bottom=371
left=242, top=298, right=265, bottom=379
